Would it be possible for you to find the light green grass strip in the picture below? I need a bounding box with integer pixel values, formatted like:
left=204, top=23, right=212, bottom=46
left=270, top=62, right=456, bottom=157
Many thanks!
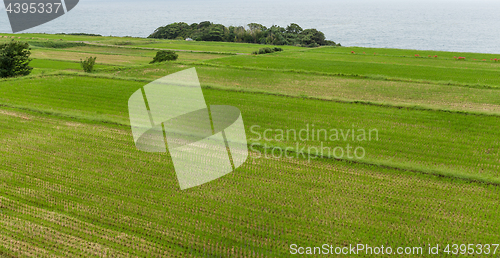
left=1, top=94, right=499, bottom=187
left=249, top=143, right=500, bottom=186
left=3, top=71, right=500, bottom=118
left=187, top=61, right=500, bottom=90
left=3, top=101, right=499, bottom=187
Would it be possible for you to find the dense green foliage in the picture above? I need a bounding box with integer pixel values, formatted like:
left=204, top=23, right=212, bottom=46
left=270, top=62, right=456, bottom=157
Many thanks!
left=0, top=40, right=32, bottom=78
left=252, top=47, right=283, bottom=55
left=150, top=50, right=179, bottom=63
left=80, top=56, right=97, bottom=73
left=56, top=32, right=103, bottom=37
left=148, top=21, right=339, bottom=47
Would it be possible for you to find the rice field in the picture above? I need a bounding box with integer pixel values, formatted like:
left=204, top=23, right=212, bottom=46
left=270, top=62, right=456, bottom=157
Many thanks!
left=206, top=54, right=500, bottom=87
left=108, top=64, right=500, bottom=115
left=0, top=35, right=499, bottom=257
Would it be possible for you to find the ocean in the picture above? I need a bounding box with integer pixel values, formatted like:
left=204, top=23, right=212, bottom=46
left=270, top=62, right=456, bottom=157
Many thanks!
left=1, top=0, right=499, bottom=54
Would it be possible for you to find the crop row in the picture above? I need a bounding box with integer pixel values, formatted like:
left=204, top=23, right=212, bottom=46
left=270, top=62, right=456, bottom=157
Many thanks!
left=1, top=109, right=500, bottom=256
left=1, top=75, right=499, bottom=182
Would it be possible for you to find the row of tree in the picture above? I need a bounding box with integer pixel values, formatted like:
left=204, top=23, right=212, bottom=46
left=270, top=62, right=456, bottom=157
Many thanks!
left=148, top=22, right=339, bottom=47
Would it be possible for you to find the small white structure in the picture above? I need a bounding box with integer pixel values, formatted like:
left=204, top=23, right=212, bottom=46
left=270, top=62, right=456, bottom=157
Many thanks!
left=185, top=38, right=194, bottom=41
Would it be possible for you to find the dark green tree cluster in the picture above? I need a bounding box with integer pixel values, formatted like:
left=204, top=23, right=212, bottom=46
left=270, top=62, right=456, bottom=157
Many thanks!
left=252, top=47, right=283, bottom=55
left=150, top=50, right=178, bottom=63
left=0, top=40, right=33, bottom=78
left=148, top=22, right=339, bottom=47
left=80, top=56, right=97, bottom=73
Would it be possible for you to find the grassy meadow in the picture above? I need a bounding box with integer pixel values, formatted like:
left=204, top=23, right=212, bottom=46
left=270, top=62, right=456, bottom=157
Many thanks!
left=0, top=33, right=500, bottom=257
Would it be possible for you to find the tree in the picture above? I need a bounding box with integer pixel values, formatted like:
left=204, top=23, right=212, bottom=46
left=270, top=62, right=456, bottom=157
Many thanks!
left=247, top=23, right=267, bottom=43
left=148, top=21, right=336, bottom=47
left=286, top=23, right=303, bottom=34
left=203, top=24, right=225, bottom=41
left=0, top=40, right=33, bottom=78
left=80, top=57, right=97, bottom=73
left=148, top=22, right=191, bottom=39
left=198, top=21, right=212, bottom=29
left=299, top=29, right=326, bottom=46
left=247, top=23, right=267, bottom=32
left=150, top=50, right=178, bottom=63
left=267, top=25, right=287, bottom=45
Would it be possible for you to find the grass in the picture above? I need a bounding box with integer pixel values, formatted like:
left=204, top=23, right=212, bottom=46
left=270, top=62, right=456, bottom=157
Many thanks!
left=0, top=33, right=499, bottom=256
left=29, top=41, right=87, bottom=49
left=0, top=33, right=115, bottom=42
left=1, top=74, right=499, bottom=182
left=107, top=63, right=500, bottom=115
left=30, top=48, right=152, bottom=65
left=1, top=108, right=499, bottom=256
left=29, top=59, right=112, bottom=71
left=281, top=48, right=500, bottom=71
left=315, top=46, right=500, bottom=60
left=28, top=45, right=229, bottom=69
left=206, top=53, right=500, bottom=87
left=131, top=40, right=302, bottom=54
left=68, top=46, right=229, bottom=62
left=6, top=34, right=299, bottom=54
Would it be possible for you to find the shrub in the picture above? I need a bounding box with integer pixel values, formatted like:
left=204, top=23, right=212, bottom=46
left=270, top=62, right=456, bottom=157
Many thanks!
left=0, top=40, right=33, bottom=78
left=255, top=47, right=283, bottom=55
left=30, top=41, right=86, bottom=48
left=56, top=33, right=102, bottom=37
left=80, top=56, right=97, bottom=73
left=150, top=50, right=179, bottom=63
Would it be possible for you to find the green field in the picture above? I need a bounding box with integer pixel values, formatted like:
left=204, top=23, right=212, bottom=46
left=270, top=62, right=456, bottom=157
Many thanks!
left=1, top=35, right=499, bottom=257
left=131, top=40, right=302, bottom=54
left=206, top=53, right=500, bottom=86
